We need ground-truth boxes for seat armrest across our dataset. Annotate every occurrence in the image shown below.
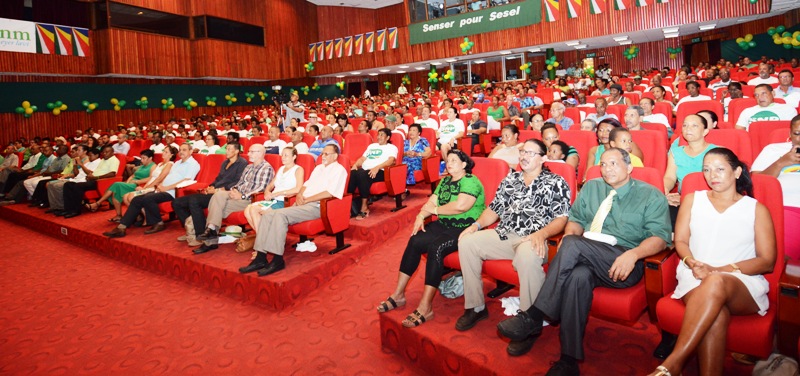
[421,156,441,184]
[383,163,408,196]
[781,259,800,291]
[644,248,677,323]
[321,194,352,235]
[779,259,800,357]
[96,177,122,194]
[177,183,209,196]
[547,232,564,264]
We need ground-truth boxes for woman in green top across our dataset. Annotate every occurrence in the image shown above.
[85,149,155,222]
[376,149,486,328]
[487,95,510,123]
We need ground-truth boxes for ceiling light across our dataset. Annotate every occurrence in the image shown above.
[398,65,409,68]
[414,66,427,70]
[699,24,716,31]
[379,69,390,72]
[662,27,679,33]
[336,75,345,78]
[473,60,485,64]
[431,62,442,65]
[397,70,406,74]
[664,32,679,38]
[613,36,629,42]
[528,48,541,52]
[368,73,378,76]
[737,17,755,23]
[445,58,457,62]
[574,44,587,49]
[565,41,580,46]
[351,71,361,75]
[618,40,632,45]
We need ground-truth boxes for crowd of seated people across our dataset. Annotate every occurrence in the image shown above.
[1,54,799,375]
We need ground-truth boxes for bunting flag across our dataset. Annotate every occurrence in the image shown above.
[567,0,582,18]
[590,0,606,14]
[355,34,364,55]
[325,40,333,59]
[544,0,559,22]
[309,43,317,62]
[335,38,343,58]
[344,36,353,56]
[316,41,324,61]
[54,25,73,55]
[35,23,55,54]
[388,27,398,49]
[71,27,89,57]
[656,0,668,2]
[376,29,386,51]
[635,0,649,6]
[365,31,375,53]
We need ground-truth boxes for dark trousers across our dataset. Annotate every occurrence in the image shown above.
[6,180,28,202]
[172,193,213,231]
[347,168,384,198]
[121,192,173,227]
[63,181,97,214]
[31,179,52,204]
[398,221,462,287]
[532,235,644,360]
[3,171,30,194]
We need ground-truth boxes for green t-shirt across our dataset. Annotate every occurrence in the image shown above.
[433,174,486,229]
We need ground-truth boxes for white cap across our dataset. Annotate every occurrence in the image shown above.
[109,135,118,142]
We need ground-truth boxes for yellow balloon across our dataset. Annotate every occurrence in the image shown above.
[736,37,744,44]
[22,101,30,108]
[783,36,792,44]
[113,105,121,111]
[547,64,553,70]
[744,34,753,42]
[111,98,119,105]
[24,107,33,114]
[161,99,167,104]
[141,96,147,101]
[232,97,237,102]
[88,103,96,110]
[225,95,231,100]
[775,37,783,45]
[168,104,175,109]
[60,104,67,110]
[793,39,800,47]
[52,108,61,115]
[553,62,559,67]
[190,101,197,107]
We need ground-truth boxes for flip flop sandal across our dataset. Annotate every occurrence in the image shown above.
[377,297,405,313]
[85,203,98,212]
[402,309,434,328]
[108,216,122,223]
[355,211,369,221]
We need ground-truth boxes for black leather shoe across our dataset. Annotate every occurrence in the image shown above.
[44,208,57,213]
[545,360,580,376]
[143,223,166,234]
[239,260,268,274]
[498,310,543,341]
[63,212,80,219]
[38,203,49,208]
[455,308,488,331]
[53,210,67,216]
[103,227,126,238]
[652,331,677,359]
[507,332,541,356]
[28,201,40,207]
[196,228,218,241]
[192,243,219,254]
[257,259,285,276]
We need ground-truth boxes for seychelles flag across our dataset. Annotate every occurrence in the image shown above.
[344,36,353,56]
[355,34,364,55]
[545,0,559,22]
[72,27,89,57]
[590,0,606,14]
[335,38,343,58]
[35,23,55,54]
[388,27,398,49]
[613,0,630,10]
[567,0,582,18]
[365,31,375,53]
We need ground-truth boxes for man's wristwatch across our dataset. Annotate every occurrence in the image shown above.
[241,193,248,200]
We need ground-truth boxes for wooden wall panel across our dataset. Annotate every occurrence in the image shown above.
[188,0,265,25]
[316,3,407,41]
[99,29,194,77]
[191,39,269,79]
[112,0,191,15]
[263,0,318,80]
[0,49,96,76]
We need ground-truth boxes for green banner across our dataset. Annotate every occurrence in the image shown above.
[409,0,541,45]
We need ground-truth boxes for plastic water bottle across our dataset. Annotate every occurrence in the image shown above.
[440,160,446,175]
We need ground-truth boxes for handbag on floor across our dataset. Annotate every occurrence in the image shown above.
[235,233,255,253]
[438,271,464,299]
[753,353,799,376]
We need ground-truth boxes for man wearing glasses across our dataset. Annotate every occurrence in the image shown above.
[455,139,572,356]
[239,144,347,276]
[193,144,274,253]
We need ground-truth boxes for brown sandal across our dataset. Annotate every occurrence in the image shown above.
[85,202,99,212]
[402,309,434,328]
[377,296,406,313]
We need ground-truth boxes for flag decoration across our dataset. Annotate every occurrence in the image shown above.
[376,29,386,51]
[613,0,630,10]
[656,0,668,3]
[35,23,55,54]
[325,40,333,59]
[54,26,73,55]
[0,18,89,56]
[590,0,606,14]
[567,0,581,18]
[71,27,89,57]
[335,38,343,58]
[365,31,375,53]
[545,0,559,22]
[344,36,353,56]
[355,34,364,55]
[309,43,316,62]
[316,41,324,61]
[635,0,649,6]
[388,27,398,49]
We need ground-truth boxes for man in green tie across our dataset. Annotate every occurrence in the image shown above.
[496,147,672,376]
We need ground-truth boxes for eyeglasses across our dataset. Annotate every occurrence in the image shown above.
[520,150,545,157]
[320,152,336,157]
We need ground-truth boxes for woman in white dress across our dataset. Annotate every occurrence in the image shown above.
[650,147,776,376]
[243,146,304,231]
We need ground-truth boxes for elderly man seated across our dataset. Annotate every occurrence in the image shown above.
[238,144,347,276]
[546,102,575,130]
[103,143,200,237]
[735,84,798,130]
[308,126,340,161]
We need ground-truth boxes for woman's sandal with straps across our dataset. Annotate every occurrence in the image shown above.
[654,365,672,376]
[377,297,405,313]
[401,309,434,328]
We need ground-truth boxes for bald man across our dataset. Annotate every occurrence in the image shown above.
[546,102,575,130]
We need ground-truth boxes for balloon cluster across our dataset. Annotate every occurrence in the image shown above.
[224,93,237,105]
[519,63,531,74]
[312,83,320,91]
[336,81,345,90]
[134,97,149,110]
[748,0,757,4]
[402,75,411,85]
[82,100,99,114]
[736,34,757,50]
[585,66,595,78]
[205,96,218,106]
[160,98,175,110]
[301,86,310,95]
[427,69,440,86]
[182,98,197,111]
[47,100,68,116]
[459,37,474,54]
[768,26,800,49]
[304,62,314,72]
[383,81,391,90]
[545,56,559,71]
[15,101,37,117]
[244,92,256,102]
[666,47,682,59]
[480,79,490,88]
[442,69,454,81]
[110,98,126,111]
[623,45,639,60]
[257,91,267,101]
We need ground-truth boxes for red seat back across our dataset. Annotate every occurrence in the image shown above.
[604,104,626,121]
[705,129,754,167]
[197,154,225,185]
[471,157,510,204]
[518,130,541,142]
[295,154,315,182]
[420,128,437,150]
[675,100,723,135]
[728,98,758,126]
[544,162,577,204]
[564,107,582,125]
[630,130,668,177]
[247,136,267,152]
[389,133,404,165]
[748,121,790,158]
[265,154,282,172]
[343,134,372,163]
[113,154,127,176]
[558,130,599,183]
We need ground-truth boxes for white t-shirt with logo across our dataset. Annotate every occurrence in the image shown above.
[747,76,779,86]
[675,95,711,112]
[642,114,671,130]
[736,103,798,130]
[751,142,800,207]
[438,118,465,144]
[416,117,439,131]
[263,139,287,155]
[361,143,398,170]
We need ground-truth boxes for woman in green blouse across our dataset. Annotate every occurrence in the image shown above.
[85,149,155,222]
[377,149,486,328]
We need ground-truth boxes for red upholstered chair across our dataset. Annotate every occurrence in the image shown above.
[157,154,213,219]
[748,121,790,158]
[605,104,627,121]
[246,136,267,152]
[518,130,541,143]
[369,133,408,211]
[85,154,127,203]
[558,130,599,183]
[728,98,758,127]
[631,129,668,177]
[302,133,315,147]
[564,107,582,125]
[623,93,640,104]
[640,122,670,142]
[126,140,144,162]
[675,100,723,136]
[287,154,353,255]
[586,166,671,323]
[656,173,785,359]
[705,129,754,167]
[265,154,282,172]
[343,134,371,163]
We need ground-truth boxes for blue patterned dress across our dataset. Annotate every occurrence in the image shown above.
[403,137,430,185]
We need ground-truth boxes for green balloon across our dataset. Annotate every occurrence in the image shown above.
[46,103,55,109]
[776,25,786,33]
[82,100,89,107]
[55,101,62,107]
[118,100,126,106]
[748,41,756,47]
[30,105,37,111]
[768,27,776,36]
[15,107,24,114]
[785,44,792,49]
[24,113,31,118]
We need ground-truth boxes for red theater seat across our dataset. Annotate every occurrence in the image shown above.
[84,154,127,203]
[748,121,790,158]
[369,133,408,212]
[631,129,668,177]
[675,100,723,135]
[558,130,598,183]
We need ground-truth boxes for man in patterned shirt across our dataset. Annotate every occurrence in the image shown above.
[455,139,572,356]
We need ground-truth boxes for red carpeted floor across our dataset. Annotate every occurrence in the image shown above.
[0,197,755,375]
